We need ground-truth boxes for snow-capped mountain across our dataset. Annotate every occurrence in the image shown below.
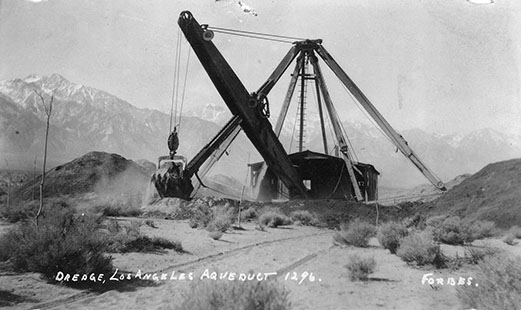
[0,74,254,180]
[184,103,232,125]
[1,74,519,189]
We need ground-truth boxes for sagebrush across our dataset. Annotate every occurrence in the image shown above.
[470,220,496,239]
[289,210,320,226]
[397,230,446,267]
[457,255,521,310]
[427,216,475,245]
[345,254,376,281]
[239,207,258,222]
[0,202,113,281]
[105,220,182,253]
[188,202,235,233]
[206,206,234,233]
[333,219,376,247]
[178,279,291,310]
[258,210,292,228]
[377,221,408,254]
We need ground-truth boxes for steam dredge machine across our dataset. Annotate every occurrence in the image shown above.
[151,11,446,202]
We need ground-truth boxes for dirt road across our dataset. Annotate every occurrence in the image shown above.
[8,219,469,310]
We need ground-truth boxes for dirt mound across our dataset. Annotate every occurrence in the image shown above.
[428,158,521,228]
[13,151,154,201]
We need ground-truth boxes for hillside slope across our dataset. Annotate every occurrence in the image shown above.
[428,158,521,228]
[12,151,154,201]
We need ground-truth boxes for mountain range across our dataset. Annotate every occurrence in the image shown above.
[1,74,520,189]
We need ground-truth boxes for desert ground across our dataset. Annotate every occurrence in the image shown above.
[1,213,520,310]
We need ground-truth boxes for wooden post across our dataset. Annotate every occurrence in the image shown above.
[34,90,53,226]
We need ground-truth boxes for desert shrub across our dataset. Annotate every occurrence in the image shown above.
[503,234,518,246]
[402,213,426,230]
[120,236,182,253]
[258,211,292,228]
[464,246,498,264]
[179,279,291,310]
[470,220,496,239]
[0,197,73,223]
[345,254,376,281]
[239,207,258,222]
[377,221,409,254]
[0,200,39,223]
[428,216,475,245]
[105,220,182,253]
[208,230,223,240]
[333,219,376,248]
[206,206,234,233]
[397,231,446,267]
[187,202,214,229]
[0,204,113,281]
[289,210,320,226]
[457,255,521,310]
[508,225,521,239]
[0,229,21,262]
[425,215,448,228]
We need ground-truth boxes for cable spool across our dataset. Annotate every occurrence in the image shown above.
[202,30,214,41]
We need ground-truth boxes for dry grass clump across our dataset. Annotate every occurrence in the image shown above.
[333,219,376,248]
[396,230,446,268]
[289,210,320,226]
[345,254,376,281]
[0,202,113,282]
[178,279,291,310]
[457,255,521,310]
[258,209,292,228]
[377,221,409,254]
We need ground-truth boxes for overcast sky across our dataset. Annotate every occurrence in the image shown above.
[1,0,520,136]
